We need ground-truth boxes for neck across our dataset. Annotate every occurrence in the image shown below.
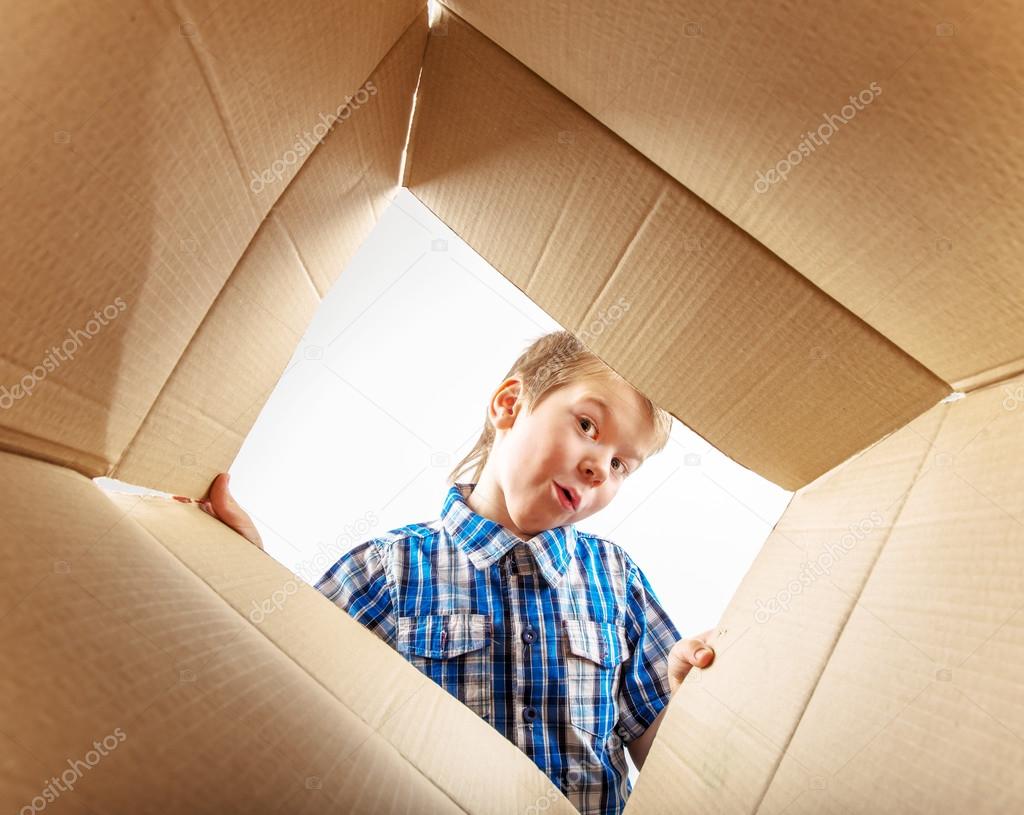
[464,476,532,540]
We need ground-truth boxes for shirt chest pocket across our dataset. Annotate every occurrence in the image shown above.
[562,618,630,739]
[396,612,493,723]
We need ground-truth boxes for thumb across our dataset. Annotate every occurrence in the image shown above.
[667,643,693,680]
[211,472,237,510]
[200,472,236,522]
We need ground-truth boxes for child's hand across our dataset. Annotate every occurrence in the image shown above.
[667,628,716,694]
[183,472,264,551]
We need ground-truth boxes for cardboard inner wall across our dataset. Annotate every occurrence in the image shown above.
[404,7,951,491]
[441,0,1024,393]
[112,10,430,497]
[0,0,425,494]
[2,1,1022,813]
[627,370,1024,814]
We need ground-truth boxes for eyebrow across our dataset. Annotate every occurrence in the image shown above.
[579,395,643,462]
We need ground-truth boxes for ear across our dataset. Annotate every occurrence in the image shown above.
[489,377,523,431]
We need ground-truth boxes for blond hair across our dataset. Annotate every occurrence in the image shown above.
[447,330,673,485]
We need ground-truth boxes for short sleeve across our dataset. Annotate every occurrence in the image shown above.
[313,539,396,646]
[615,560,683,744]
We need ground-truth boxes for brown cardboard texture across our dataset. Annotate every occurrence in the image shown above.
[1,1,1021,814]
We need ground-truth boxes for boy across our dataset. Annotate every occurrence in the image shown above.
[199,330,715,815]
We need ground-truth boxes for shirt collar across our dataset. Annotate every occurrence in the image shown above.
[441,482,577,588]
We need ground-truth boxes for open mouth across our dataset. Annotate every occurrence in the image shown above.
[553,481,577,512]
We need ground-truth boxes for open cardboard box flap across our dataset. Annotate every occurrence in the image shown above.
[1,1,1021,812]
[0,448,577,813]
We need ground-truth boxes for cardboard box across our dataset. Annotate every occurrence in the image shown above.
[1,1,1021,812]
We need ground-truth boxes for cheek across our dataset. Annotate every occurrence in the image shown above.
[502,420,577,482]
[527,423,572,460]
[545,435,580,473]
[499,427,554,480]
[598,481,621,507]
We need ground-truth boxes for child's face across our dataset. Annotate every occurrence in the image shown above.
[486,374,657,536]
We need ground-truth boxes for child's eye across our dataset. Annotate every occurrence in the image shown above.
[578,416,629,475]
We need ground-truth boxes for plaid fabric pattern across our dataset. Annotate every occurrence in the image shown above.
[313,482,682,815]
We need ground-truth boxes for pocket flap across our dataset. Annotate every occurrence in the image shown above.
[562,618,628,668]
[397,613,491,659]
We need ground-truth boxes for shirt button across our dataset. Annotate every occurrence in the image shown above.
[521,626,536,644]
[522,705,537,723]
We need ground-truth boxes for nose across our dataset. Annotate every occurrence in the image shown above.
[582,455,608,485]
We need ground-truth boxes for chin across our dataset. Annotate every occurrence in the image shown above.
[510,500,548,537]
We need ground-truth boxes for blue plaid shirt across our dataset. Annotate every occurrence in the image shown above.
[314,482,682,815]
